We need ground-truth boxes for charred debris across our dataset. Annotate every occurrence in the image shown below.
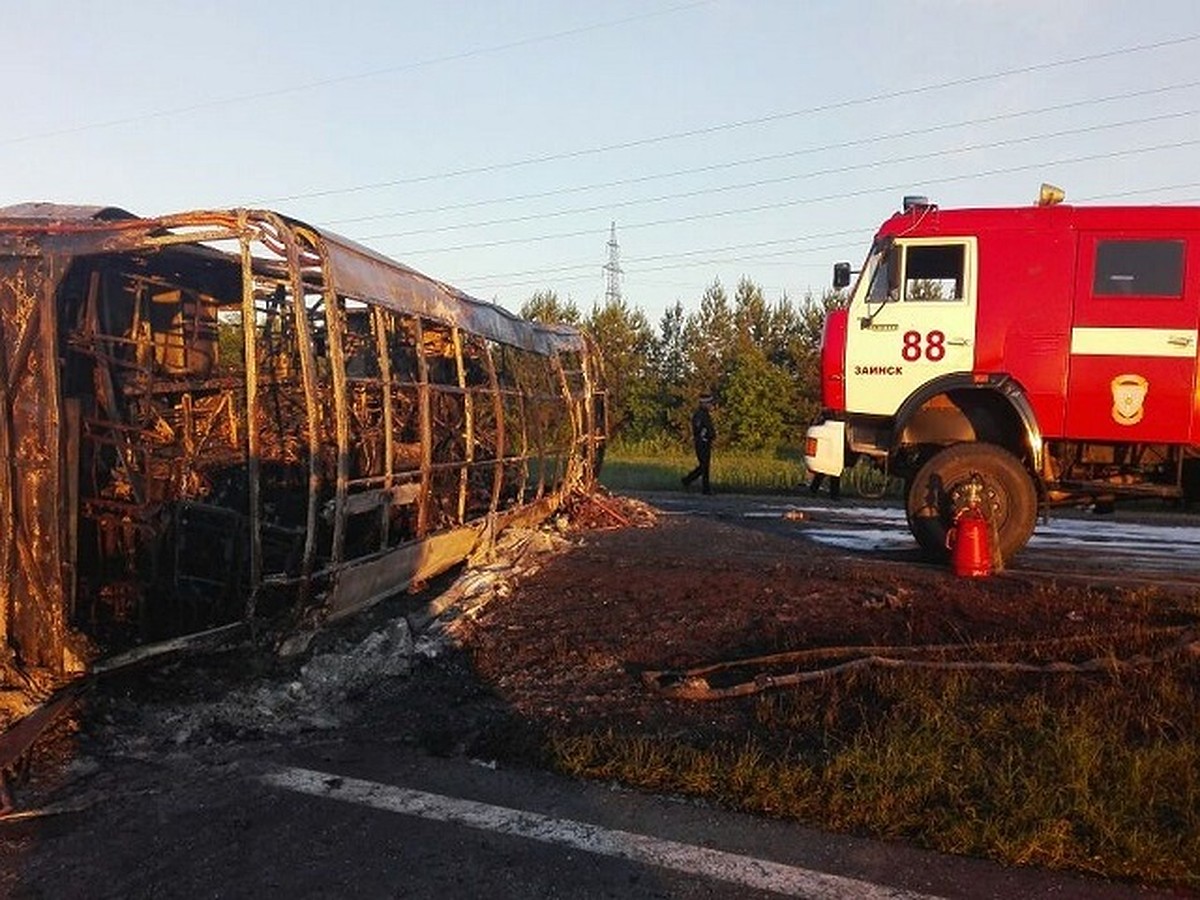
[0,204,607,718]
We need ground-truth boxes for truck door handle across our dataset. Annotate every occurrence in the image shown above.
[1168,335,1194,347]
[946,338,972,347]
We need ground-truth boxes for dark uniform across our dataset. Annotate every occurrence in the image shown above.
[808,471,840,500]
[681,395,715,494]
[809,449,856,500]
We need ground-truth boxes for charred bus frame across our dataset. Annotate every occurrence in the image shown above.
[0,204,606,696]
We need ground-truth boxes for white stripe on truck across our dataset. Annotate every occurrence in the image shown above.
[1070,327,1198,358]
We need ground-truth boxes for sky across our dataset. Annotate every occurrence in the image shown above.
[4,0,1200,326]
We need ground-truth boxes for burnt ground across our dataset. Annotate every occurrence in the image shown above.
[10,489,1196,783]
[2,488,1198,897]
[396,491,1196,760]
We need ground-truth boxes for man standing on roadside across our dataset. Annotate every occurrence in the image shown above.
[681,393,716,495]
[808,470,841,501]
[808,450,856,501]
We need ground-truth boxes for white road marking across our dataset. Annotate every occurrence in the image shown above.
[261,765,943,899]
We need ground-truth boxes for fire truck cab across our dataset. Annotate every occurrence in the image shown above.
[805,187,1200,562]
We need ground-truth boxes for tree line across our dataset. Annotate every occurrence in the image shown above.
[520,278,844,452]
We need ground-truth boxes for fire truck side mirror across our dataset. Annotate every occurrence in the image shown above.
[832,262,852,289]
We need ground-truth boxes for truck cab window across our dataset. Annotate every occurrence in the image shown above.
[1092,239,1184,297]
[904,243,965,301]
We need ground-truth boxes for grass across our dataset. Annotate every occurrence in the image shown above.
[546,654,1200,887]
[600,449,808,493]
[599,444,901,497]
[560,447,1200,887]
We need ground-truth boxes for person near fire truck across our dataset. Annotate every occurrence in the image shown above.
[808,448,857,501]
[808,470,841,501]
[682,393,716,494]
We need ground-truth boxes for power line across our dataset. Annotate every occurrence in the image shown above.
[264,32,1200,204]
[470,179,1200,296]
[1080,181,1200,202]
[1,1,713,148]
[353,109,1200,240]
[321,79,1200,227]
[453,230,878,294]
[462,179,1200,294]
[367,137,1200,256]
[473,241,865,293]
[467,228,874,283]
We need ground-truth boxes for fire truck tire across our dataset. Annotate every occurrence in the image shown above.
[905,442,1037,563]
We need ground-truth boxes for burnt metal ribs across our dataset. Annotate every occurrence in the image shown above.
[0,204,607,707]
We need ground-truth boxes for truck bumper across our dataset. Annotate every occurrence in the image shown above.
[804,420,846,476]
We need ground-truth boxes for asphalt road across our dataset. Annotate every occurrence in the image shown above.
[639,490,1200,589]
[0,737,1176,899]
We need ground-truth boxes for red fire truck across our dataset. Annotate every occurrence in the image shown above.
[804,185,1200,562]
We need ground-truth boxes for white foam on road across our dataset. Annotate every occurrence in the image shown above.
[806,529,913,553]
[765,502,1200,563]
[261,765,943,899]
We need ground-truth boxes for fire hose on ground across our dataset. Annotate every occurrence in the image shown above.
[641,626,1199,701]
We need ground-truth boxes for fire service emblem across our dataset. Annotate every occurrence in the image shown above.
[1110,374,1148,425]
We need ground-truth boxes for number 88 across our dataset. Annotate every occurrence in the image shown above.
[901,330,946,362]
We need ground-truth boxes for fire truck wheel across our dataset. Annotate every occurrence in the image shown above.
[905,442,1037,563]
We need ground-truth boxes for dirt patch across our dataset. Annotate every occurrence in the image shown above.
[5,491,1193,807]
[431,492,1191,756]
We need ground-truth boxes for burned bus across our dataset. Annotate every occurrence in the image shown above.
[0,204,606,699]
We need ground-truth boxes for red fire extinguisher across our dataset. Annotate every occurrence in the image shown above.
[946,505,993,578]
